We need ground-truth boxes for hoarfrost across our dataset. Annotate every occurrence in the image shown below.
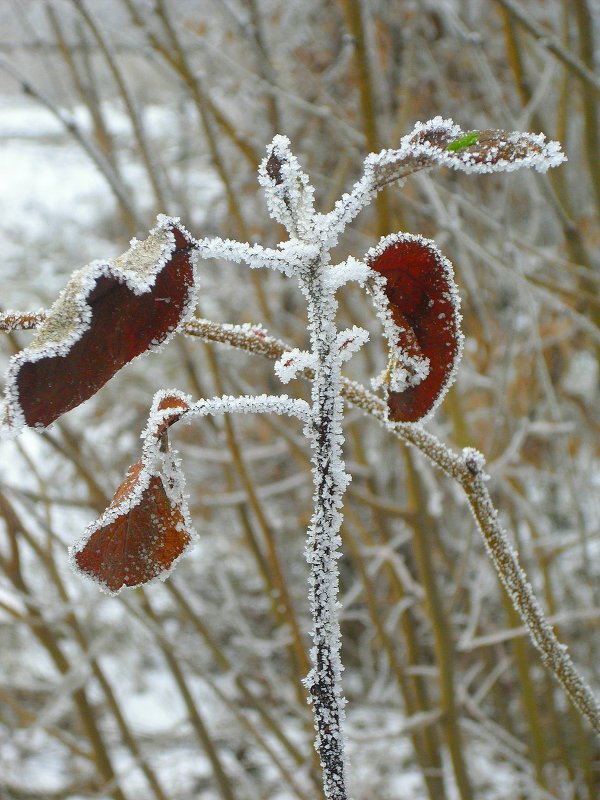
[335,327,370,362]
[258,134,316,241]
[323,257,371,291]
[5,120,571,796]
[321,117,566,248]
[196,235,305,276]
[274,349,317,383]
[139,390,311,490]
[1,216,198,438]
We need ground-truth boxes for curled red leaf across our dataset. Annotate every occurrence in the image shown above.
[70,458,195,595]
[152,393,192,440]
[367,234,463,423]
[1,217,197,435]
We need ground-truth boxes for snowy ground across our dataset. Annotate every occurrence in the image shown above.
[0,94,221,306]
[0,94,231,798]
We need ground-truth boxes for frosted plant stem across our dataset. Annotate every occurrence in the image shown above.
[177,318,600,736]
[5,310,600,735]
[303,266,350,800]
[459,451,600,735]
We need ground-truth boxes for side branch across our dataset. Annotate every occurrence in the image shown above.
[0,310,48,331]
[4,311,600,733]
[184,319,600,735]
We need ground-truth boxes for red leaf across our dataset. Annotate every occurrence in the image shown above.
[2,218,196,434]
[70,460,194,595]
[153,393,191,439]
[367,234,462,423]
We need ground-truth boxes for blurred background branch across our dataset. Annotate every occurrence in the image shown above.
[1,1,599,797]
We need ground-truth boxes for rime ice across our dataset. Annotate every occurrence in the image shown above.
[365,233,463,424]
[0,216,198,437]
[4,120,569,800]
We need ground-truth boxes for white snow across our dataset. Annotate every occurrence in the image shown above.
[0,101,574,799]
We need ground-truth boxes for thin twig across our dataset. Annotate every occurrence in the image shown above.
[0,56,141,232]
[493,0,600,98]
[5,310,598,732]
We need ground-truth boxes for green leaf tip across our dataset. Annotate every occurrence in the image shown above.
[446,131,481,152]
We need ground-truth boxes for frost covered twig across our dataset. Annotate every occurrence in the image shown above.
[174,321,600,736]
[320,117,565,247]
[0,310,47,332]
[3,119,590,798]
[344,394,600,736]
[4,305,599,735]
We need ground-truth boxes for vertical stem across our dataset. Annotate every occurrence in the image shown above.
[303,265,350,800]
[500,593,548,786]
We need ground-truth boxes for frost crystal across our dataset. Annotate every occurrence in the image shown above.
[7,122,567,798]
[1,216,198,437]
[335,327,369,362]
[258,135,316,241]
[366,232,463,424]
[274,349,317,383]
[324,257,371,291]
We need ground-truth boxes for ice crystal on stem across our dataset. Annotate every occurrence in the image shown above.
[321,116,567,248]
[300,269,352,799]
[258,134,316,241]
[2,118,579,798]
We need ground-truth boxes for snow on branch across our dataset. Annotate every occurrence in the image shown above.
[0,309,47,331]
[274,348,317,383]
[143,389,311,453]
[258,134,316,241]
[322,116,566,245]
[195,235,315,276]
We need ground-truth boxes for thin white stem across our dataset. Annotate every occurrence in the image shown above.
[302,262,351,800]
[141,391,310,461]
[194,235,317,276]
